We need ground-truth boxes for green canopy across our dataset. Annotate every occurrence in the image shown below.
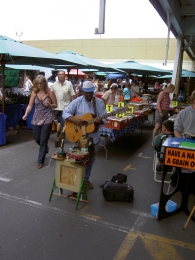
[110,60,172,76]
[5,64,54,71]
[0,35,84,112]
[157,69,195,79]
[56,50,122,72]
[94,72,109,76]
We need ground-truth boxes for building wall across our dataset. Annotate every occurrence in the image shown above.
[23,38,192,69]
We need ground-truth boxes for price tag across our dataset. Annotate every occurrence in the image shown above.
[127,106,134,113]
[116,112,125,118]
[118,101,124,107]
[106,104,113,112]
[172,101,178,107]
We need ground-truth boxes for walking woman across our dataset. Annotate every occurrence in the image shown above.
[152,83,175,142]
[23,75,57,169]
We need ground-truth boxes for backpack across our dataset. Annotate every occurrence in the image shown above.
[101,173,134,202]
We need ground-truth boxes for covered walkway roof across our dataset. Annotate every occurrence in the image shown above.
[149,0,195,60]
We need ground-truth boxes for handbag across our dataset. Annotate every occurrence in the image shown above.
[51,120,57,132]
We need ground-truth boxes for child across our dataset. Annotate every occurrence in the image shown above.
[153,120,174,171]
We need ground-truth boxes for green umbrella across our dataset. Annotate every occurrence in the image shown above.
[5,64,55,71]
[0,36,83,112]
[180,69,195,78]
[157,70,195,79]
[94,72,109,76]
[110,60,172,76]
[56,50,121,72]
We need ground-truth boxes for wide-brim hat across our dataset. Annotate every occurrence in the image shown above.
[82,81,95,92]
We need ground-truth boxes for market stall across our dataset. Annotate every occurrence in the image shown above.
[100,116,147,142]
[0,103,23,128]
[0,113,6,145]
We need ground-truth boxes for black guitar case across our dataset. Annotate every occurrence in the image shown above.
[102,181,134,202]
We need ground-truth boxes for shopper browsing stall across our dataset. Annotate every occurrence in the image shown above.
[152,83,175,141]
[101,83,118,105]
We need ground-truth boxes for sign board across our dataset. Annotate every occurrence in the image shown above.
[116,112,125,118]
[118,101,124,107]
[106,104,113,112]
[164,147,195,170]
[172,101,178,107]
[127,106,134,113]
[55,160,85,192]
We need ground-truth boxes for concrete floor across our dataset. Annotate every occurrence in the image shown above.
[0,113,195,260]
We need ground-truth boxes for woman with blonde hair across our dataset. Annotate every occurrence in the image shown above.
[152,83,175,141]
[23,75,57,169]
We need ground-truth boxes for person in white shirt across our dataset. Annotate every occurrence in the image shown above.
[23,75,33,95]
[51,70,75,127]
[131,80,140,98]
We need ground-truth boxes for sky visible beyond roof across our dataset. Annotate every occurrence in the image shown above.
[0,0,174,41]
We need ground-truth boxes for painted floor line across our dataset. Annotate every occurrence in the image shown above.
[0,177,13,182]
[0,191,130,233]
[131,214,147,231]
[138,153,152,159]
[0,191,195,254]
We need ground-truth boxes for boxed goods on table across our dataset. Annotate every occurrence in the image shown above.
[133,110,144,117]
[104,116,129,130]
[150,200,177,217]
[142,108,150,116]
[128,102,143,110]
[124,114,135,123]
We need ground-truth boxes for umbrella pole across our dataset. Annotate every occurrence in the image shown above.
[1,60,5,113]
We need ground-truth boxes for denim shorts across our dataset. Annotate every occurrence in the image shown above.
[155,110,169,124]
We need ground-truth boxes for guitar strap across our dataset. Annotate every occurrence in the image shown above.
[92,97,97,117]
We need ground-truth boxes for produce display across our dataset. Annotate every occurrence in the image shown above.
[0,90,30,105]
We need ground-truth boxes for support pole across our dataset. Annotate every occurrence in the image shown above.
[171,36,183,96]
[164,10,172,66]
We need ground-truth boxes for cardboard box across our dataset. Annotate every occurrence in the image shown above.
[104,116,129,130]
[150,200,177,218]
[128,102,143,110]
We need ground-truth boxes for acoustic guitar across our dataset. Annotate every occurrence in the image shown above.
[65,106,130,142]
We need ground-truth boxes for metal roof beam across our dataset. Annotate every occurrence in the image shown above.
[183,17,195,34]
[149,0,178,37]
[181,6,195,15]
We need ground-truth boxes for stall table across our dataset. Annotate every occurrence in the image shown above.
[23,104,35,129]
[0,103,23,128]
[0,113,7,145]
[100,116,147,142]
[157,137,195,221]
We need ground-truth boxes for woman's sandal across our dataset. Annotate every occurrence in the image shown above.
[38,164,43,169]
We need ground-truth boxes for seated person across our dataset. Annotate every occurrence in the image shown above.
[174,89,195,175]
[101,83,118,105]
[153,120,174,171]
[154,120,174,152]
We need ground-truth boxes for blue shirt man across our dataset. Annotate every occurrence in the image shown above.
[63,81,106,189]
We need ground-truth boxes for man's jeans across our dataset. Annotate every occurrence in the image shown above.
[84,142,99,181]
[53,110,64,128]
